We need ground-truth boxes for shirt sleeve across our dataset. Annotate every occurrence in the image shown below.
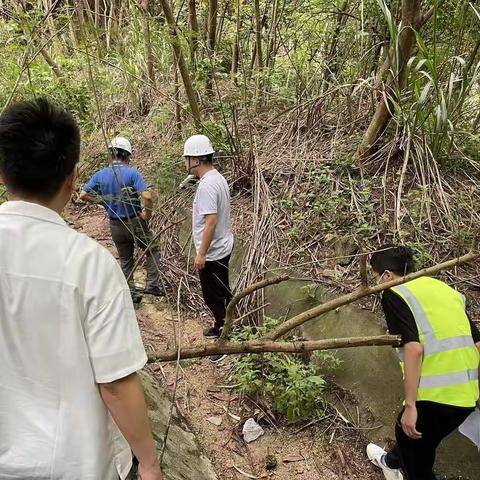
[83,259,147,383]
[83,172,101,194]
[197,183,218,216]
[381,289,420,345]
[132,171,148,193]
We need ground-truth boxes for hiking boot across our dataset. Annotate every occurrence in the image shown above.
[143,286,165,297]
[203,326,221,338]
[367,444,404,480]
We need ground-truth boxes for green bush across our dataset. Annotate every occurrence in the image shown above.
[232,317,339,422]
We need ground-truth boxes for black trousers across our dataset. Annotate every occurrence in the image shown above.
[110,216,161,293]
[385,401,473,480]
[198,253,232,331]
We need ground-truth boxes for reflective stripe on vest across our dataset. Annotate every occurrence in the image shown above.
[394,284,476,359]
[392,278,479,407]
[419,368,478,389]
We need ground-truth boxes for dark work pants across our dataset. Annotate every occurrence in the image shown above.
[385,401,473,480]
[198,253,232,331]
[110,217,161,293]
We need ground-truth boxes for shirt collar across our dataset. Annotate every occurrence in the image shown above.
[0,200,66,226]
[199,169,217,182]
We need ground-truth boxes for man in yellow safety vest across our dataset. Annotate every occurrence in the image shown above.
[367,246,480,480]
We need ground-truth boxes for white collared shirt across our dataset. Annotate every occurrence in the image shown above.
[0,201,147,480]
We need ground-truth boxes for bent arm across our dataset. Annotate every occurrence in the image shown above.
[99,373,162,478]
[141,190,153,221]
[80,190,100,204]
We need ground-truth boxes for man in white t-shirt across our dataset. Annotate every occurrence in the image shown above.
[184,135,234,343]
[0,99,163,480]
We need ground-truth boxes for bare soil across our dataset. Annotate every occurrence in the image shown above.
[69,204,383,480]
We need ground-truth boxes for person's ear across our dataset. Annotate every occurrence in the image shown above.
[383,270,394,282]
[66,164,79,192]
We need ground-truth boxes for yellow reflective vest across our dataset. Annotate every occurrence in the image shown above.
[391,276,479,408]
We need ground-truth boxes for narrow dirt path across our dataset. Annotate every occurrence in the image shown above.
[68,204,383,480]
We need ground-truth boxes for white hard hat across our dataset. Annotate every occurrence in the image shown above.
[183,135,215,157]
[109,136,132,155]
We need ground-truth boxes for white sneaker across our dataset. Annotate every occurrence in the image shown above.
[366,444,404,480]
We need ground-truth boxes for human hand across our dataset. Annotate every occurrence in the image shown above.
[401,405,422,439]
[138,459,163,480]
[140,211,151,222]
[194,253,206,271]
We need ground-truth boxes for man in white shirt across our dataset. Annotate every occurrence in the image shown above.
[183,135,234,343]
[0,98,163,480]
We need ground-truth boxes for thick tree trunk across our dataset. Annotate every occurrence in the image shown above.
[173,51,182,132]
[321,0,349,93]
[159,0,202,128]
[188,0,199,66]
[357,0,422,158]
[94,0,100,28]
[42,0,58,47]
[254,0,263,105]
[254,0,263,71]
[205,0,218,95]
[139,0,156,85]
[265,0,279,70]
[231,0,242,83]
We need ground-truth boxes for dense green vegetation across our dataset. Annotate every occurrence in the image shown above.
[1,0,479,301]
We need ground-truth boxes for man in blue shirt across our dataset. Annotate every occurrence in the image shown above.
[81,136,163,303]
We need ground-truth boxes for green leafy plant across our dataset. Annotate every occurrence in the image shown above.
[232,317,338,422]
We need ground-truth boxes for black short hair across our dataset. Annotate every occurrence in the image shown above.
[109,148,131,161]
[199,153,214,164]
[0,98,80,199]
[370,245,416,276]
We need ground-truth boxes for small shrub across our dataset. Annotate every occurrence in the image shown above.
[231,317,339,422]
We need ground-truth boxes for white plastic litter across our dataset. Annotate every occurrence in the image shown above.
[242,418,265,443]
[459,407,480,450]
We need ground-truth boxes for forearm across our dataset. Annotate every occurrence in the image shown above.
[80,191,100,204]
[403,342,423,406]
[99,373,158,468]
[143,196,153,217]
[199,221,216,256]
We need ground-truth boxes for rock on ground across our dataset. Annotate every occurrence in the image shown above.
[140,371,218,480]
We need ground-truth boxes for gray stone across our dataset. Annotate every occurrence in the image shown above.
[139,371,218,480]
[242,418,264,443]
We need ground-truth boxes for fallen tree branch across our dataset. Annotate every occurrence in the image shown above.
[265,251,479,340]
[220,275,290,339]
[147,335,400,362]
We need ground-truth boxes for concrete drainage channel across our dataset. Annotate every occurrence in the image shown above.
[175,226,478,479]
[264,279,479,480]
